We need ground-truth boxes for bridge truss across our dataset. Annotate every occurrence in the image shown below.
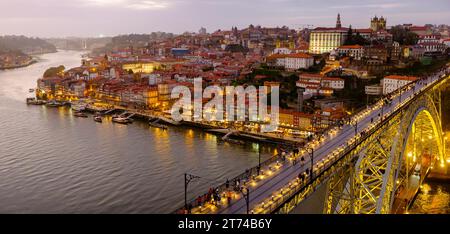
[274,76,448,214]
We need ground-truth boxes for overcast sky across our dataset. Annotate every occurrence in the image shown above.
[0,0,449,38]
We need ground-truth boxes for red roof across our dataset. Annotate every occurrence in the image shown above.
[285,53,313,59]
[299,73,323,79]
[255,75,268,79]
[355,28,373,33]
[322,77,344,81]
[313,27,349,32]
[338,45,363,49]
[410,26,428,31]
[268,53,313,59]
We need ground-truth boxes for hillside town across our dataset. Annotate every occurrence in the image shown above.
[2,0,450,218]
[34,14,450,138]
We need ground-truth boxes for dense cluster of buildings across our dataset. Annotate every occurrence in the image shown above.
[35,14,450,133]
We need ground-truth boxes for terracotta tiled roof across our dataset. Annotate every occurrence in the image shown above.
[410,26,428,31]
[322,77,344,81]
[338,45,363,49]
[285,53,313,59]
[355,28,373,33]
[313,27,348,32]
[299,73,323,79]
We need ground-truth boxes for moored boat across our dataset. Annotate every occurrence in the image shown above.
[94,116,102,123]
[35,100,46,105]
[26,97,46,105]
[74,111,88,118]
[112,117,132,124]
[26,98,37,105]
[223,138,245,145]
[71,100,88,111]
[72,104,87,112]
[149,121,168,130]
[46,100,63,107]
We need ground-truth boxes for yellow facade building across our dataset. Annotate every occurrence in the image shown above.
[309,14,348,54]
[144,88,159,108]
[122,62,160,74]
[309,28,348,54]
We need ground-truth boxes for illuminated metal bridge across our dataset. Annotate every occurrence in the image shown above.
[273,69,450,214]
[178,66,450,215]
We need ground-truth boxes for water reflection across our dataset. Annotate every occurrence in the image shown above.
[410,180,450,214]
[0,51,277,213]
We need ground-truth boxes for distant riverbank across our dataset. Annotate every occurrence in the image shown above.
[0,49,61,70]
[26,48,58,56]
[0,58,37,70]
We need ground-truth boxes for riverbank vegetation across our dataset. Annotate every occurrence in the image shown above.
[0,35,56,55]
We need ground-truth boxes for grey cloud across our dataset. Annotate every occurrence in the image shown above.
[0,0,448,37]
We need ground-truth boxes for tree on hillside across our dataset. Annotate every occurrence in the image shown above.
[43,65,65,78]
[390,26,419,45]
[345,26,354,45]
[0,35,56,53]
[344,26,370,45]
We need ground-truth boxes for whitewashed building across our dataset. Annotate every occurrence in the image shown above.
[381,75,418,95]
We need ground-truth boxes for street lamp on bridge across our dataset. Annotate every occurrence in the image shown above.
[305,147,314,181]
[184,173,201,212]
[240,186,250,214]
[397,80,403,103]
[350,119,358,136]
[257,143,262,175]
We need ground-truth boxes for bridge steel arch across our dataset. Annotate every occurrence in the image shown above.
[347,94,444,214]
[273,76,448,214]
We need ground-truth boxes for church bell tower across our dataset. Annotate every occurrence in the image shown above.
[336,13,342,28]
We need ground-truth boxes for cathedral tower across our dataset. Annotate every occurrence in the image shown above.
[336,13,342,28]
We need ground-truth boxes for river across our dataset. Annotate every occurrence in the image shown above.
[409,179,450,214]
[0,50,275,213]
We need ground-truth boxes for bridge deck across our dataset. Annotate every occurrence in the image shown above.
[185,68,449,214]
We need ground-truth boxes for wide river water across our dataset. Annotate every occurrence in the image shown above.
[0,50,275,213]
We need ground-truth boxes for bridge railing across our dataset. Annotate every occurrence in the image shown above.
[260,68,450,214]
[173,118,359,213]
[173,91,391,214]
[173,151,287,214]
[174,67,450,214]
[257,106,404,213]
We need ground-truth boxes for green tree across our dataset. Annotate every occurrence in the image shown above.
[344,26,354,45]
[345,26,369,45]
[353,32,370,45]
[404,32,419,45]
[390,25,419,45]
[43,65,65,77]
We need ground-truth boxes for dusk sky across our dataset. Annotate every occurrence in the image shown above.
[1,0,449,38]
